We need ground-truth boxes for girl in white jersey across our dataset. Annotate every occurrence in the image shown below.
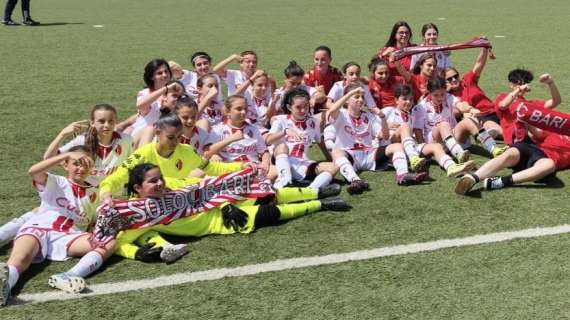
[329,84,426,194]
[0,146,116,306]
[232,70,275,135]
[0,104,135,249]
[195,73,223,131]
[214,50,276,97]
[266,88,339,190]
[384,84,476,178]
[413,77,507,163]
[326,62,378,110]
[409,23,452,74]
[205,95,271,176]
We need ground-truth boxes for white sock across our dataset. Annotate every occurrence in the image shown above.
[309,172,333,190]
[334,156,360,182]
[7,265,19,290]
[444,135,464,157]
[0,211,35,244]
[438,154,455,171]
[476,128,497,153]
[392,151,409,175]
[402,137,419,158]
[274,154,292,187]
[67,251,103,278]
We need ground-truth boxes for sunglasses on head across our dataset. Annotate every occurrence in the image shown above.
[446,74,459,82]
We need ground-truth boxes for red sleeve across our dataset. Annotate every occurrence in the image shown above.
[462,70,478,86]
[494,93,508,114]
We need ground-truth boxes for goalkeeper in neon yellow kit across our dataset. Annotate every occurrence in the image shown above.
[99,114,348,263]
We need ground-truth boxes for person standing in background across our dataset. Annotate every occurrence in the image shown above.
[2,0,39,26]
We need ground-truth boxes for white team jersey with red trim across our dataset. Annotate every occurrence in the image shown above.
[199,97,224,126]
[269,114,321,160]
[179,126,210,154]
[244,90,272,130]
[22,173,98,232]
[59,132,134,187]
[182,71,223,101]
[413,93,458,138]
[131,88,161,136]
[331,109,380,150]
[208,120,267,162]
[327,81,377,108]
[382,106,414,137]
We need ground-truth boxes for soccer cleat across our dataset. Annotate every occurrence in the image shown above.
[491,145,509,158]
[160,244,189,264]
[1,19,18,26]
[395,172,428,186]
[446,160,475,178]
[48,273,86,294]
[346,180,370,195]
[22,18,40,26]
[317,183,341,199]
[409,155,427,172]
[484,176,505,191]
[319,198,352,211]
[455,174,477,195]
[456,150,471,163]
[0,263,10,306]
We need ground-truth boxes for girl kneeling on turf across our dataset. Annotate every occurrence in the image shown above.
[0,146,115,306]
[266,88,338,189]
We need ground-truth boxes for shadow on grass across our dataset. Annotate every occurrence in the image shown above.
[10,260,52,296]
[29,22,85,27]
[511,176,565,189]
[468,145,493,158]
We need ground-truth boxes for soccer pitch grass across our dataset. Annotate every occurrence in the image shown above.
[1,0,570,318]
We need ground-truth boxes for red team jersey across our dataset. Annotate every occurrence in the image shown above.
[533,132,570,170]
[304,66,343,94]
[494,93,545,145]
[368,76,405,108]
[451,71,495,115]
[409,74,429,103]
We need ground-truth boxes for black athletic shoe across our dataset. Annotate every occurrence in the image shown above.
[2,19,18,26]
[317,183,341,199]
[346,180,370,195]
[319,198,352,211]
[22,18,40,26]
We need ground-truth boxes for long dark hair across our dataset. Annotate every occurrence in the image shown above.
[143,59,172,89]
[384,21,413,48]
[85,104,117,160]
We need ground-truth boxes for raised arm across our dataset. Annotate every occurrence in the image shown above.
[43,120,89,159]
[497,85,528,111]
[213,53,240,77]
[326,87,364,120]
[197,86,219,117]
[233,69,265,95]
[539,74,561,109]
[136,82,182,115]
[472,47,490,77]
[30,152,93,186]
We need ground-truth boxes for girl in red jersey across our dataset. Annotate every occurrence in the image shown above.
[494,69,561,145]
[445,47,502,137]
[304,45,343,94]
[393,52,438,102]
[409,23,452,74]
[375,21,415,76]
[456,126,570,194]
[0,146,116,306]
[367,57,405,108]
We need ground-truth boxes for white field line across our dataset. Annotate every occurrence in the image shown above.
[14,224,570,306]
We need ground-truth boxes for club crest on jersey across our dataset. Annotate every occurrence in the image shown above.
[175,159,183,170]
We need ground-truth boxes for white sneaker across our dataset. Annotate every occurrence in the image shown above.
[455,174,477,195]
[48,273,86,294]
[160,244,188,264]
[0,263,10,306]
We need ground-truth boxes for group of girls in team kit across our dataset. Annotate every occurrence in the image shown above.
[1,20,569,306]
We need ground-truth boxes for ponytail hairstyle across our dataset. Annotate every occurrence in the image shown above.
[427,76,447,93]
[224,94,247,113]
[143,58,172,89]
[284,60,305,79]
[175,95,198,113]
[281,88,310,114]
[412,53,437,75]
[190,51,212,66]
[126,163,160,197]
[155,113,183,130]
[85,103,117,160]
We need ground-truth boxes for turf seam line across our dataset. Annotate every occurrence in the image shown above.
[13,224,570,306]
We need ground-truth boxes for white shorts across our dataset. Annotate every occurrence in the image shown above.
[346,148,378,171]
[290,157,316,180]
[16,227,87,263]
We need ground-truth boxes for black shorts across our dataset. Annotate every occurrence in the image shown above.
[510,142,547,172]
[479,112,500,125]
[375,145,390,170]
[304,161,319,180]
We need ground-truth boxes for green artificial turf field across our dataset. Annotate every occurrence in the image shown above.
[1,0,570,318]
